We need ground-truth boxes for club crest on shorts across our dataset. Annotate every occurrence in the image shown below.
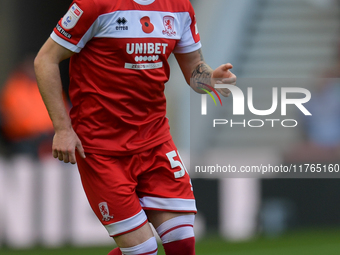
[162,16,176,36]
[99,202,114,222]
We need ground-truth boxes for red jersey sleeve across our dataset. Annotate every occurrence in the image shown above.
[173,1,201,54]
[51,0,99,53]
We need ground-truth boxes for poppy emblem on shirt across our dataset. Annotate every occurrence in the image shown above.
[162,16,176,36]
[140,16,154,33]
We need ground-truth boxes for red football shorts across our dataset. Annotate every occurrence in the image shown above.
[75,139,196,237]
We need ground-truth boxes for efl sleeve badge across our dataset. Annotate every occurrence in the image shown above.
[61,3,84,30]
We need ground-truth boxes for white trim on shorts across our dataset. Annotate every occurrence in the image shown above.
[104,210,147,236]
[139,197,197,212]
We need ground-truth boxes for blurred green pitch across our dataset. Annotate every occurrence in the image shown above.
[1,229,340,255]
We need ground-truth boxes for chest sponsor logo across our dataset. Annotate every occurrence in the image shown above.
[126,43,168,55]
[162,16,176,37]
[125,42,168,70]
[116,17,128,31]
[61,3,83,30]
[125,62,163,70]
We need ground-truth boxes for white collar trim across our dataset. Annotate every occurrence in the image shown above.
[133,0,156,5]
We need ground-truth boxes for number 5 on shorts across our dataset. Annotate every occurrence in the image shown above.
[166,150,188,179]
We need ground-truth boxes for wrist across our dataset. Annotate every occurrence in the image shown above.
[53,119,73,133]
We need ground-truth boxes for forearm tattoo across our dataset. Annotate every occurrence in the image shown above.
[191,49,214,91]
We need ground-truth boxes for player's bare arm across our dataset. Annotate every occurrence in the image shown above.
[34,38,85,164]
[175,48,236,97]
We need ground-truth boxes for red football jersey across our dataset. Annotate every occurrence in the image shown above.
[51,0,201,156]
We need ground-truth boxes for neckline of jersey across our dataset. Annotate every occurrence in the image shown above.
[133,0,156,5]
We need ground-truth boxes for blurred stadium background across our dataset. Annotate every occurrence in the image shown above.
[1,0,340,254]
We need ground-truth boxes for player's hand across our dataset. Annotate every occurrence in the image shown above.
[52,127,86,164]
[212,63,237,97]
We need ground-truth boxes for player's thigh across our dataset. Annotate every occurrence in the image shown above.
[76,153,148,238]
[113,221,154,248]
[137,140,196,214]
[145,210,195,229]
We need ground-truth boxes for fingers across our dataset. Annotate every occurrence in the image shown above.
[219,77,236,85]
[222,63,233,70]
[53,149,58,159]
[52,141,85,164]
[53,148,75,164]
[216,88,231,97]
[76,142,86,159]
[212,63,236,98]
[215,76,236,98]
[214,77,236,87]
[52,130,86,164]
[62,150,70,163]
[212,63,235,79]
